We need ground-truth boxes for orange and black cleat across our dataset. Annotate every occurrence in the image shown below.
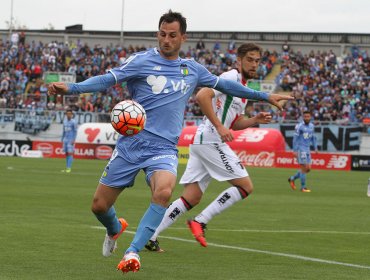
[117,252,141,273]
[288,177,296,190]
[187,220,207,247]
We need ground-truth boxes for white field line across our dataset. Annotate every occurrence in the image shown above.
[164,227,370,235]
[91,226,370,270]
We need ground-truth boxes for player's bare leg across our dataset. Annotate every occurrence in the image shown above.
[91,183,127,257]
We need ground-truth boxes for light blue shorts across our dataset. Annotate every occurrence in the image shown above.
[297,150,311,165]
[63,141,74,154]
[100,131,178,188]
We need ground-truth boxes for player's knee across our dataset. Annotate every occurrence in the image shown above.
[91,197,109,214]
[152,187,173,206]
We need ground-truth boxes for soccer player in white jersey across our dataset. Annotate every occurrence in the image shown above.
[288,111,317,192]
[146,43,274,250]
[61,109,77,173]
[48,11,293,274]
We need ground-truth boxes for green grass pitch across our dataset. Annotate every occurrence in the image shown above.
[1,157,370,279]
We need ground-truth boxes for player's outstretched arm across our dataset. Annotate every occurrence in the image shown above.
[215,78,294,110]
[267,92,294,111]
[232,112,272,131]
[47,73,116,96]
[196,88,234,142]
[48,82,68,95]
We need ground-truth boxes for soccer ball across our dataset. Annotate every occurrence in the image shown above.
[110,100,146,136]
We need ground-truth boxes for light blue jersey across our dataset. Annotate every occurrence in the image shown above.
[293,121,317,152]
[293,121,317,165]
[66,47,270,187]
[62,118,77,153]
[109,48,218,144]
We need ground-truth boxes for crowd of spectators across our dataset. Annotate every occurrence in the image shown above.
[1,31,369,126]
[0,32,275,118]
[272,45,370,124]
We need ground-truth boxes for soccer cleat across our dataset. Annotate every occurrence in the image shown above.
[65,168,71,173]
[102,218,128,257]
[288,177,296,190]
[117,252,141,273]
[187,220,207,247]
[145,239,164,252]
[301,188,311,193]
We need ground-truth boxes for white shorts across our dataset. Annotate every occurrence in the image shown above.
[179,143,248,193]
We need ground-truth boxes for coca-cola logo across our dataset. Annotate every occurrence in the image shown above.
[35,143,54,157]
[95,145,113,160]
[237,151,275,167]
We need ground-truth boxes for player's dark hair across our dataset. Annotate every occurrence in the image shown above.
[66,109,73,113]
[303,110,311,115]
[237,43,262,58]
[159,10,187,34]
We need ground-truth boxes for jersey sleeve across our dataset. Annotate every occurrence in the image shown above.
[109,53,145,84]
[195,62,219,88]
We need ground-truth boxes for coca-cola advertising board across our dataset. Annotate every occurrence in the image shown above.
[234,150,275,167]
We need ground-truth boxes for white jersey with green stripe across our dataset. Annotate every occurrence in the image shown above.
[193,69,248,144]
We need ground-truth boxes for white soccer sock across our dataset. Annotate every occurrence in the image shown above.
[195,186,246,225]
[150,198,188,240]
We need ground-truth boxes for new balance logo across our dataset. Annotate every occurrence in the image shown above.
[153,66,161,71]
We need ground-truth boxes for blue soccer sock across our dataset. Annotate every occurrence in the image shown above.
[291,171,300,181]
[300,172,307,189]
[66,155,73,169]
[125,203,166,254]
[94,206,122,236]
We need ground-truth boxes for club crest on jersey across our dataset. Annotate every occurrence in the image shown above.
[180,64,189,76]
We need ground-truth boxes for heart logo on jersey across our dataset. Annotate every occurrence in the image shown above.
[85,128,100,142]
[147,75,167,94]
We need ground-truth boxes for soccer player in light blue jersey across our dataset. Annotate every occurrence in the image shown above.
[48,10,293,274]
[61,109,77,173]
[288,111,318,192]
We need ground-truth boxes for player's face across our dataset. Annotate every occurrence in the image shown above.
[303,113,311,124]
[157,21,186,60]
[66,111,73,120]
[238,50,261,80]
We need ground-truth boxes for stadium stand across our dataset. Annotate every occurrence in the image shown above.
[0,30,368,129]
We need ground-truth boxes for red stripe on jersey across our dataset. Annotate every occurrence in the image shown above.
[241,77,247,103]
[229,114,240,129]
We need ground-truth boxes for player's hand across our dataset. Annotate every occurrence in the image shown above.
[216,125,234,142]
[267,93,294,110]
[255,112,272,124]
[47,82,68,95]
